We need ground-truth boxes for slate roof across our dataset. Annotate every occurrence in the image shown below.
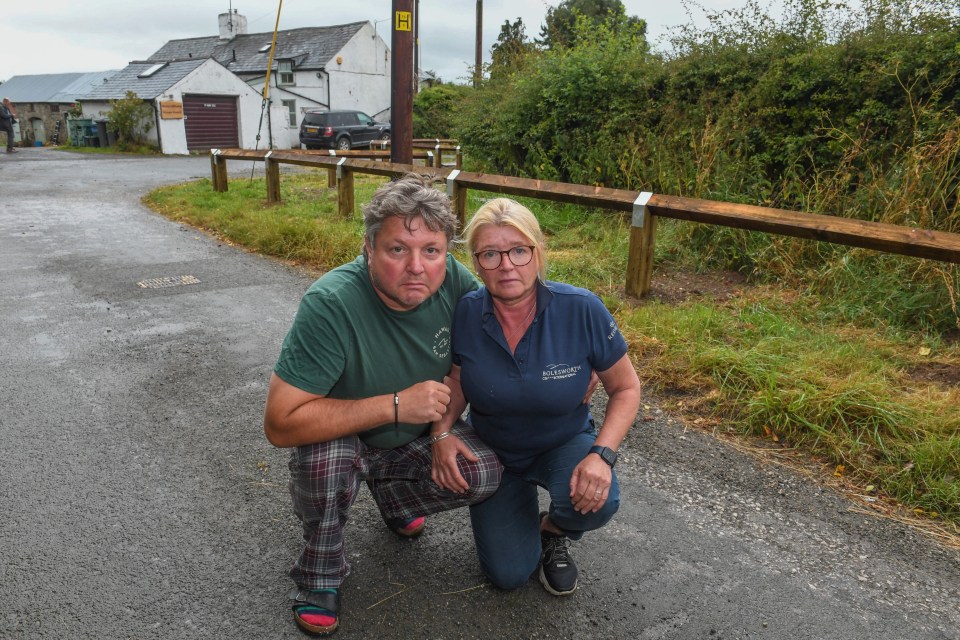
[146,22,368,75]
[79,59,207,101]
[0,71,118,103]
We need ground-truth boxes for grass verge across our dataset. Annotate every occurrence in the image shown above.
[143,170,960,535]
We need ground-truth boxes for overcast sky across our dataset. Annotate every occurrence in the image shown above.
[1,1,785,85]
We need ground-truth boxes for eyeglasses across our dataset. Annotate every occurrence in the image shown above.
[473,245,536,270]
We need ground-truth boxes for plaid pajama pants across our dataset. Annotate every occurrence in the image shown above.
[287,418,502,590]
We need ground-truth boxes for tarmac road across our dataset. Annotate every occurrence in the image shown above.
[1,148,958,640]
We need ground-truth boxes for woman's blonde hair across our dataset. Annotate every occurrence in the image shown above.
[463,198,547,282]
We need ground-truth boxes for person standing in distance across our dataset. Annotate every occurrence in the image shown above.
[0,98,18,153]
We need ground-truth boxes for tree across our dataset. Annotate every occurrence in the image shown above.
[105,91,154,149]
[539,0,645,49]
[490,18,536,78]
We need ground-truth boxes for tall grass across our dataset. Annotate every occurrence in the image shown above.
[620,296,960,521]
[144,171,384,271]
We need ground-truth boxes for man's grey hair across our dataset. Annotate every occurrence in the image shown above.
[362,174,457,252]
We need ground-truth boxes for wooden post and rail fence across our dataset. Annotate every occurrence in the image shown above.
[209,148,960,298]
[371,138,463,168]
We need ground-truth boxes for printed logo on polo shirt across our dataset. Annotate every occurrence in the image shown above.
[607,320,620,341]
[543,363,582,381]
[432,326,451,358]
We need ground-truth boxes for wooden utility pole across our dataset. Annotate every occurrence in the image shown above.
[474,0,483,87]
[391,0,414,164]
[414,0,420,93]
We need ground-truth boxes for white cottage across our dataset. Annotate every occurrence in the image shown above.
[146,11,392,149]
[78,58,273,154]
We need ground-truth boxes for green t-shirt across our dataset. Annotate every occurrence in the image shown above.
[274,254,478,449]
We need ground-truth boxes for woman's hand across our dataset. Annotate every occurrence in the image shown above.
[569,454,612,514]
[430,434,478,494]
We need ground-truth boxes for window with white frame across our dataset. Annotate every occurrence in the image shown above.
[281,100,296,126]
[278,60,295,86]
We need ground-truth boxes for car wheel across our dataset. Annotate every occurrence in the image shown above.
[379,132,391,141]
[336,137,351,151]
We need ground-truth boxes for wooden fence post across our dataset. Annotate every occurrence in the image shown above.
[455,146,462,170]
[210,150,228,192]
[337,158,354,218]
[625,192,655,297]
[447,170,466,228]
[265,152,281,204]
[434,144,442,168]
[209,150,219,189]
[327,150,337,188]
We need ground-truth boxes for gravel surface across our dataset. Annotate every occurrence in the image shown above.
[1,148,957,640]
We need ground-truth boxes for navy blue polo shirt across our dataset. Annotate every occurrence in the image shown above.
[451,281,628,472]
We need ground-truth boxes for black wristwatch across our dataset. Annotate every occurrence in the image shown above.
[589,445,618,468]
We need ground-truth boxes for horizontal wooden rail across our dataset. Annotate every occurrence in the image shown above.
[209,150,960,297]
[216,148,433,162]
[212,148,436,191]
[648,195,960,264]
[372,141,461,151]
[370,140,463,168]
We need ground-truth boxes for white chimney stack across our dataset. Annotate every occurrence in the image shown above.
[218,10,248,41]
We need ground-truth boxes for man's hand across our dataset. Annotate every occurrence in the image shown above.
[430,433,478,493]
[399,380,452,423]
[569,454,612,514]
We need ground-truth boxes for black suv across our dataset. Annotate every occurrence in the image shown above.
[299,110,390,150]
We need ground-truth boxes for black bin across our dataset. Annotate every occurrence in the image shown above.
[95,119,110,147]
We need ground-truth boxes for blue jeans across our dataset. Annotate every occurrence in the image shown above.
[469,429,620,589]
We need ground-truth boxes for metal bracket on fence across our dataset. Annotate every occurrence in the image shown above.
[336,157,346,180]
[427,151,434,164]
[264,150,273,160]
[328,149,336,156]
[446,170,461,197]
[632,191,653,228]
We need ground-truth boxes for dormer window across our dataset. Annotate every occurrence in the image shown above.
[278,60,295,86]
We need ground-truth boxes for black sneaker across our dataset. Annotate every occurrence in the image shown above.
[538,516,578,596]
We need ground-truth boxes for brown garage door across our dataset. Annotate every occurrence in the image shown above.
[183,95,239,150]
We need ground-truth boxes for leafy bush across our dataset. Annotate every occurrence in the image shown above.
[412,84,471,138]
[451,0,960,332]
[105,90,155,150]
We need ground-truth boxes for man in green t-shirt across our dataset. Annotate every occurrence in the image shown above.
[264,174,502,637]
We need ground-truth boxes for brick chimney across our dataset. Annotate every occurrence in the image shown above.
[218,10,248,41]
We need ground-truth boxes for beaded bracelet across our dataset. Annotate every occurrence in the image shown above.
[393,392,399,428]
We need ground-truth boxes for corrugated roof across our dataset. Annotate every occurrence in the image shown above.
[0,71,118,103]
[52,72,121,102]
[79,59,207,101]
[146,22,368,74]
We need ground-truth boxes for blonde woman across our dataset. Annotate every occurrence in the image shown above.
[431,198,641,596]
